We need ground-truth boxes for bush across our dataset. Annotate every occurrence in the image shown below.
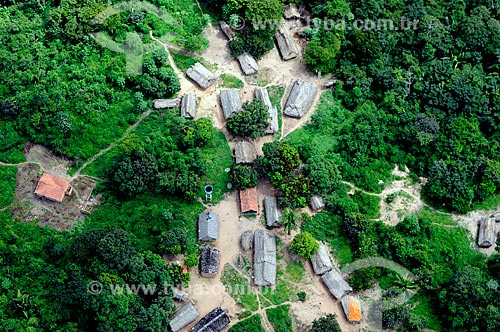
[310,314,341,332]
[226,99,270,138]
[266,305,292,332]
[230,164,259,190]
[290,232,319,260]
[158,228,188,254]
[297,291,306,302]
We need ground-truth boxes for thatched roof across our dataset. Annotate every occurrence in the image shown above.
[254,230,277,286]
[310,195,325,211]
[241,230,253,251]
[264,196,281,228]
[220,89,242,119]
[34,173,71,203]
[284,79,318,118]
[321,269,352,300]
[234,141,257,164]
[311,244,333,275]
[237,53,259,75]
[341,295,362,323]
[219,21,235,40]
[198,211,219,241]
[478,217,496,248]
[200,247,220,277]
[492,212,500,222]
[187,62,218,89]
[153,98,180,109]
[255,87,279,134]
[181,93,197,119]
[284,3,301,19]
[275,28,299,61]
[169,302,199,332]
[191,306,230,332]
[171,287,190,302]
[240,187,258,215]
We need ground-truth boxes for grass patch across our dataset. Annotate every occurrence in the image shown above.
[473,194,500,211]
[285,261,305,283]
[220,73,244,89]
[221,264,259,311]
[417,207,455,226]
[258,278,295,306]
[228,314,265,332]
[409,294,442,331]
[171,50,208,72]
[351,191,381,219]
[0,166,17,207]
[266,305,293,332]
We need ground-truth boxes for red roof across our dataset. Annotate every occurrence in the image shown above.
[34,173,70,202]
[240,187,258,214]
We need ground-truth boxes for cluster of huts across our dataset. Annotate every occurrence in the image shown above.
[477,213,500,248]
[240,230,278,286]
[168,303,230,332]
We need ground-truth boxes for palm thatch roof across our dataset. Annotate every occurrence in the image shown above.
[341,295,362,323]
[169,302,199,332]
[310,195,325,211]
[241,230,254,251]
[234,141,257,164]
[478,217,497,248]
[255,87,279,134]
[220,89,242,119]
[153,98,180,109]
[311,244,333,275]
[191,307,230,332]
[200,247,220,278]
[219,21,235,40]
[264,195,281,228]
[181,93,197,119]
[237,53,259,75]
[491,212,500,222]
[198,211,219,242]
[254,230,277,286]
[187,62,218,89]
[284,79,318,118]
[284,3,301,19]
[275,27,299,61]
[321,268,352,300]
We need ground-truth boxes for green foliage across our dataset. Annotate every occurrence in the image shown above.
[228,315,265,332]
[303,30,342,74]
[280,208,298,235]
[230,164,259,190]
[266,305,293,332]
[227,99,270,138]
[184,253,199,267]
[297,291,306,302]
[305,154,342,195]
[221,264,259,311]
[310,314,341,332]
[158,228,187,254]
[138,50,180,99]
[290,232,319,260]
[220,73,244,88]
[0,166,17,207]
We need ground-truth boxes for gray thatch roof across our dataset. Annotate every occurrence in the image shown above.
[255,87,279,134]
[254,230,277,286]
[237,53,259,75]
[170,302,200,332]
[310,195,325,211]
[234,141,257,164]
[478,217,496,248]
[341,295,362,323]
[220,89,242,119]
[187,62,218,89]
[311,244,333,275]
[241,230,254,251]
[492,212,500,222]
[153,98,180,109]
[284,79,318,118]
[198,211,219,241]
[171,287,190,302]
[264,196,281,228]
[200,247,220,277]
[191,307,230,332]
[219,21,235,40]
[284,3,301,19]
[321,269,352,300]
[275,28,299,61]
[181,93,197,119]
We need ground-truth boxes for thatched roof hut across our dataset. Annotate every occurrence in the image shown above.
[171,287,190,302]
[310,195,325,212]
[219,20,235,40]
[237,53,259,75]
[191,307,230,332]
[200,247,220,278]
[311,244,333,275]
[153,98,180,109]
[234,141,257,164]
[220,89,242,119]
[284,79,318,118]
[241,230,254,251]
[240,187,258,215]
[169,302,199,332]
[478,217,496,248]
[491,212,500,222]
[264,196,281,228]
[284,3,301,19]
[187,62,218,89]
[275,28,299,61]
[198,211,219,242]
[255,87,279,135]
[181,93,197,119]
[254,230,277,286]
[341,295,362,323]
[321,268,352,300]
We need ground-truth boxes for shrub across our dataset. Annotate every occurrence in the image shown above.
[297,291,306,302]
[290,232,319,260]
[311,314,341,332]
[226,99,270,138]
[230,164,259,190]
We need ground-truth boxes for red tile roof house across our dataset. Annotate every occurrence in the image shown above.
[239,187,258,215]
[34,173,72,203]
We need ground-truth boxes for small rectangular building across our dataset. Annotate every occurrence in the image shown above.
[169,303,199,332]
[254,230,277,286]
[341,295,362,323]
[310,195,325,212]
[284,79,318,118]
[200,247,220,278]
[234,141,257,164]
[478,217,496,248]
[240,187,258,215]
[153,98,180,109]
[241,230,254,251]
[264,196,281,228]
[255,87,279,135]
[34,173,72,203]
[321,268,353,300]
[198,211,219,242]
[311,244,333,275]
[275,28,299,61]
[187,62,218,90]
[191,307,230,332]
[181,93,197,119]
[220,89,242,119]
[219,21,235,40]
[237,53,259,75]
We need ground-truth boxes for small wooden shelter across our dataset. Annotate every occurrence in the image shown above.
[241,230,254,251]
[264,195,281,228]
[310,195,325,212]
[254,230,277,286]
[311,244,333,275]
[181,93,197,119]
[321,268,353,300]
[219,21,235,40]
[240,187,258,215]
[153,98,180,109]
[234,141,257,164]
[255,87,279,135]
[478,217,496,248]
[186,62,218,89]
[191,307,230,332]
[284,79,318,118]
[200,247,220,278]
[275,28,299,61]
[237,53,259,75]
[220,89,242,119]
[198,211,219,242]
[169,302,199,332]
[341,295,362,323]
